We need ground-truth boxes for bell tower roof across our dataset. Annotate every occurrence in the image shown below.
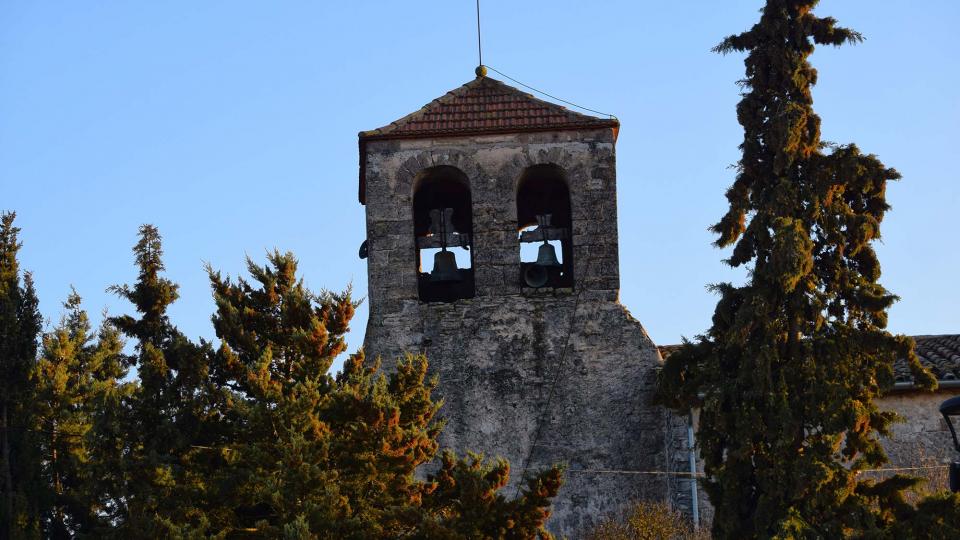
[358,75,619,203]
[359,75,618,141]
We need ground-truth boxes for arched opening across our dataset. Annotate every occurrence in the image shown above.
[413,166,475,302]
[517,164,573,289]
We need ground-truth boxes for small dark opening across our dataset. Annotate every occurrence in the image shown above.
[413,166,475,302]
[517,164,573,289]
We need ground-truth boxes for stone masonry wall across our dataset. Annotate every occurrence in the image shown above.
[675,390,960,532]
[361,129,668,536]
[874,389,960,494]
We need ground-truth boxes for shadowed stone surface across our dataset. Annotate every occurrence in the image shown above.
[874,390,960,494]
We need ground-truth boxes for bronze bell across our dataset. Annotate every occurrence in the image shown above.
[431,250,462,282]
[535,242,560,267]
[523,264,549,288]
[524,242,561,288]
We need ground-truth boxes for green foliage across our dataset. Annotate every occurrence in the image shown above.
[583,500,708,540]
[0,221,561,538]
[0,212,43,539]
[657,1,957,538]
[419,451,564,539]
[205,252,562,538]
[31,291,127,537]
[105,224,221,536]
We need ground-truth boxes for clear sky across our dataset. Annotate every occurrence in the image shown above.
[2,1,958,372]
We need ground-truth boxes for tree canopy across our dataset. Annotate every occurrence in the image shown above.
[4,218,562,539]
[657,1,958,538]
[0,212,43,539]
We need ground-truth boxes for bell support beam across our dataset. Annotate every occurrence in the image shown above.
[519,228,568,243]
[416,232,471,250]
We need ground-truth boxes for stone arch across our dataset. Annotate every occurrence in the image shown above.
[499,148,586,200]
[516,163,574,289]
[397,150,484,199]
[411,164,475,302]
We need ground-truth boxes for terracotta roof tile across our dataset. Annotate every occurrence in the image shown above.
[897,334,960,382]
[359,75,618,141]
[657,344,684,360]
[657,334,960,387]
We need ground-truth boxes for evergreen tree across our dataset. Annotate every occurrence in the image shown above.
[2,220,561,537]
[80,338,135,536]
[419,449,563,538]
[0,212,43,539]
[107,225,217,536]
[207,252,561,538]
[657,2,951,537]
[31,291,126,537]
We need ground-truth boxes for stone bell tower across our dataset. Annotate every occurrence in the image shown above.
[358,71,668,535]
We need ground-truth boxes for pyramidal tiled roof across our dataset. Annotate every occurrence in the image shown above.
[657,334,960,388]
[359,75,618,141]
[358,75,619,203]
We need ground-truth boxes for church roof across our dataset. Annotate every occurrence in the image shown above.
[657,334,960,388]
[901,334,960,383]
[358,75,619,203]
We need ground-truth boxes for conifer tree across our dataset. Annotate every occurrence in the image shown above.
[80,344,135,535]
[107,225,217,536]
[657,1,954,537]
[0,212,43,539]
[419,450,563,538]
[32,291,126,537]
[206,252,561,538]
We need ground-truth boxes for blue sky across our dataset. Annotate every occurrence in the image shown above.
[2,1,958,372]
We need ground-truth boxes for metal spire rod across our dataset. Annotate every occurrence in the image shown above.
[476,0,483,67]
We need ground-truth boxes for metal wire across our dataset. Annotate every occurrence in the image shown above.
[513,289,584,497]
[561,465,949,478]
[857,465,949,474]
[485,65,618,119]
[568,469,706,477]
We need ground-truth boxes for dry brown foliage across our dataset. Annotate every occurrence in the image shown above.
[583,500,709,540]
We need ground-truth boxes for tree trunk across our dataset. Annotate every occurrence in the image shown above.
[2,401,13,540]
[52,422,64,534]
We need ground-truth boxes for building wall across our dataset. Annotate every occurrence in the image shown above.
[361,129,667,536]
[677,390,960,531]
[665,408,714,529]
[874,389,960,494]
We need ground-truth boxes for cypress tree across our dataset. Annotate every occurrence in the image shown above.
[0,212,43,539]
[107,225,216,536]
[657,1,950,537]
[31,291,126,537]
